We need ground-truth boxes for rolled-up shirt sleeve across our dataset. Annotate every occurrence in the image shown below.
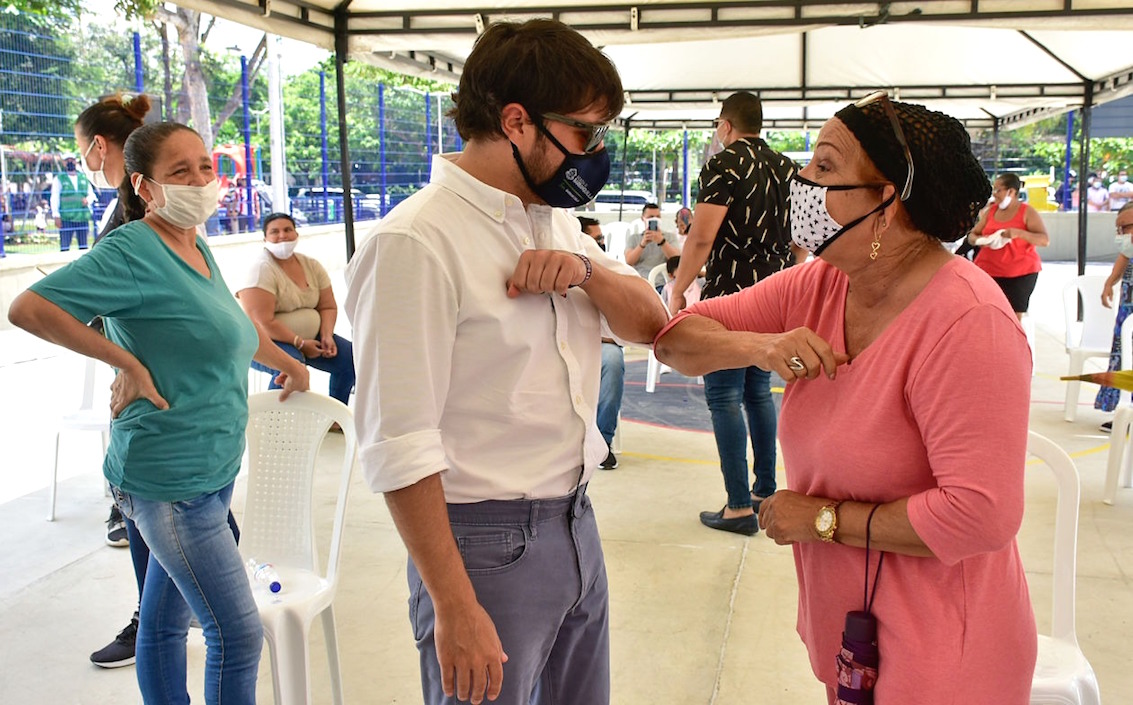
[904,304,1031,565]
[344,231,457,494]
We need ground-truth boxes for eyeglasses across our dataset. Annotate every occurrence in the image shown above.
[540,112,611,154]
[712,117,725,128]
[854,90,914,202]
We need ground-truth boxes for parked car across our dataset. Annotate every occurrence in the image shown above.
[294,187,383,222]
[580,189,657,213]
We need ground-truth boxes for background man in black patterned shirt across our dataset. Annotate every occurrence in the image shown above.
[668,91,800,535]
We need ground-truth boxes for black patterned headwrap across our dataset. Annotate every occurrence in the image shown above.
[835,100,990,242]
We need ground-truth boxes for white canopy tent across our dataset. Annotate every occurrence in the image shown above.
[168,0,1133,257]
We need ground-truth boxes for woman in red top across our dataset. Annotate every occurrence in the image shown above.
[965,173,1050,319]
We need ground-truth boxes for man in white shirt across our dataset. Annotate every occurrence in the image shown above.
[345,19,667,705]
[1110,170,1133,212]
[1087,173,1110,212]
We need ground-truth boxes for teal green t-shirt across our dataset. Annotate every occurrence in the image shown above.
[29,220,259,501]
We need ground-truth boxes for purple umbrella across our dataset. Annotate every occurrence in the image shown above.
[835,505,885,705]
[835,610,879,704]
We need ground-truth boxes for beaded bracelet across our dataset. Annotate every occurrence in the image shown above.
[570,253,592,288]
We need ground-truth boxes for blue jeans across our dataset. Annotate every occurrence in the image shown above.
[113,482,262,705]
[251,334,355,405]
[703,366,778,509]
[123,511,241,604]
[409,487,610,704]
[597,343,624,447]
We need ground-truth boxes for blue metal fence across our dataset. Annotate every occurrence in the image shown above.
[0,9,703,259]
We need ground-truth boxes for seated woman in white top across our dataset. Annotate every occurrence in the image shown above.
[237,212,355,404]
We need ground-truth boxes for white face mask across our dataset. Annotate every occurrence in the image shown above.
[998,194,1013,209]
[264,239,297,259]
[80,139,114,191]
[1116,234,1133,258]
[135,176,218,229]
[1120,176,1128,183]
[789,175,894,255]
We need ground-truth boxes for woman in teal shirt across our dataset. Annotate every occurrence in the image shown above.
[9,122,309,704]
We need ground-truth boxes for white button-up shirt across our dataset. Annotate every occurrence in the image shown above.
[345,154,637,503]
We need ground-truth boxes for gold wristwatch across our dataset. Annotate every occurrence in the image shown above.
[815,501,843,543]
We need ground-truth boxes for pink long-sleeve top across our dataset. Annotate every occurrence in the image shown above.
[660,256,1037,703]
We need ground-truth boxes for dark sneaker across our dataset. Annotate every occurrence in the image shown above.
[105,504,128,548]
[1101,421,1113,433]
[90,614,137,668]
[699,507,759,536]
[600,448,618,470]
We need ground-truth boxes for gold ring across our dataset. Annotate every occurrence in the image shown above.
[788,356,806,372]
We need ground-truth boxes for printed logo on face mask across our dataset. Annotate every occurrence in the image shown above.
[511,137,610,209]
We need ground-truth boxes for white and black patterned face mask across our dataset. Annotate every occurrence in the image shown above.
[789,175,895,255]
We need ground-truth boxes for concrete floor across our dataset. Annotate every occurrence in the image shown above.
[1,262,1132,704]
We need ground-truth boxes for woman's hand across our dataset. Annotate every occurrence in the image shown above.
[319,335,338,358]
[298,338,324,358]
[110,363,169,419]
[1102,280,1118,308]
[753,327,850,381]
[273,363,310,401]
[757,490,829,545]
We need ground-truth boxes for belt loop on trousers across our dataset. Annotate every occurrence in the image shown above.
[570,480,587,520]
[529,500,540,539]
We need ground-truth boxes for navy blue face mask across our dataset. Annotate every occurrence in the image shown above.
[511,122,611,209]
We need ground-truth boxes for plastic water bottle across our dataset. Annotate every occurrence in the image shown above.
[246,558,282,594]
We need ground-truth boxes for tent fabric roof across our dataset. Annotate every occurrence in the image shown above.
[175,0,1133,128]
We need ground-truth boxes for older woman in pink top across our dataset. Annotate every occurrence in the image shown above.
[655,94,1036,703]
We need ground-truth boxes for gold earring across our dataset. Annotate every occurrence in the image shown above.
[870,232,881,261]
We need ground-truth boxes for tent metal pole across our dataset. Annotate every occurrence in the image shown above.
[334,3,356,260]
[1062,110,1074,211]
[320,71,330,224]
[1077,82,1093,277]
[618,115,634,222]
[682,128,690,207]
[992,121,1000,174]
[241,55,255,232]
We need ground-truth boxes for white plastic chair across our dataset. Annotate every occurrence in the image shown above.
[1025,431,1101,705]
[1104,313,1133,504]
[242,391,356,705]
[49,356,110,521]
[647,262,668,291]
[645,265,673,394]
[249,366,267,394]
[602,221,632,263]
[1062,276,1117,422]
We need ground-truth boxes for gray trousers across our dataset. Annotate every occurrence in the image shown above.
[407,485,610,705]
